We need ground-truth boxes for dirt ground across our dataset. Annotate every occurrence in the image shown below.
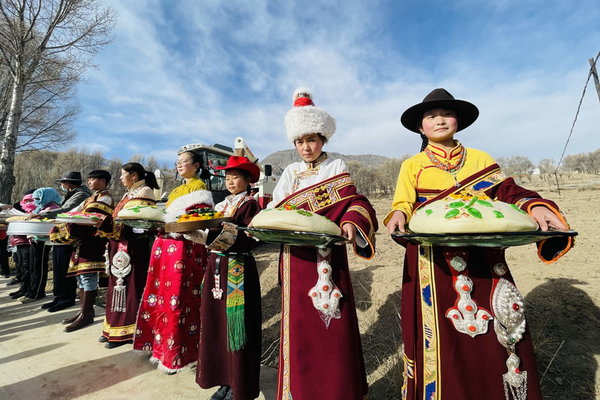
[1,183,598,399]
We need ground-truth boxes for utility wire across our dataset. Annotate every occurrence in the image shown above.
[555,51,600,173]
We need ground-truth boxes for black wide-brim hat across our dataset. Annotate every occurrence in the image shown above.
[55,171,82,183]
[400,88,479,134]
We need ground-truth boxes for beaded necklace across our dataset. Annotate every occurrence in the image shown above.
[425,145,466,187]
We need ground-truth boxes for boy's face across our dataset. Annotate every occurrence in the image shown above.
[420,108,458,145]
[87,177,107,191]
[225,170,250,195]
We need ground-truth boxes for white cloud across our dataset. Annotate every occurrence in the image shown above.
[72,0,599,168]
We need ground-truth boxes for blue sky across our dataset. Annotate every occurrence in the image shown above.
[74,0,600,166]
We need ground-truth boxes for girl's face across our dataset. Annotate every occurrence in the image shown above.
[420,108,458,146]
[120,169,137,189]
[294,133,325,163]
[176,152,200,179]
[225,170,250,195]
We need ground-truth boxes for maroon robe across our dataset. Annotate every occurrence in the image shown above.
[397,164,573,400]
[275,172,378,400]
[102,196,156,342]
[196,197,262,400]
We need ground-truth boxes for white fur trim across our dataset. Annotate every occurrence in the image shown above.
[285,106,336,143]
[293,87,312,100]
[165,190,214,223]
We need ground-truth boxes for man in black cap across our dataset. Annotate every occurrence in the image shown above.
[54,169,114,332]
[38,171,91,312]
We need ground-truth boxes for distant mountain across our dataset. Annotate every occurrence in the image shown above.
[261,149,391,175]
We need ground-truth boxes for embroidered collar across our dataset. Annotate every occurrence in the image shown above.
[426,142,463,160]
[425,142,466,174]
[304,152,328,169]
[125,179,147,199]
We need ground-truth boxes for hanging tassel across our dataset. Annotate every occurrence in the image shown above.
[111,277,127,312]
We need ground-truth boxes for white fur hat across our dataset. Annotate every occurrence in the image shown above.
[284,87,336,144]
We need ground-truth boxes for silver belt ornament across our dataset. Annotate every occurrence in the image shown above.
[492,277,528,400]
[307,247,342,328]
[445,256,493,337]
[110,248,132,312]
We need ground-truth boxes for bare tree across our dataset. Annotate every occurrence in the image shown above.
[0,0,115,202]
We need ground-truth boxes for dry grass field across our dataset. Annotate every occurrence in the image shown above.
[255,176,600,399]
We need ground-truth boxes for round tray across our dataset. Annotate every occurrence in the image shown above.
[164,217,233,233]
[239,227,347,248]
[6,221,56,236]
[391,230,578,248]
[115,219,165,230]
[55,217,100,225]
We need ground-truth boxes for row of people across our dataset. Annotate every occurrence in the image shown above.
[2,87,573,400]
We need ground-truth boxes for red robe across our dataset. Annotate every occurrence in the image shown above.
[275,172,378,400]
[196,196,262,400]
[397,164,573,400]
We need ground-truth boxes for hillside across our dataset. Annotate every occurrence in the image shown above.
[261,149,391,175]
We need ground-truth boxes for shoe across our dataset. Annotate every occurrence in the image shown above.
[223,388,234,400]
[64,290,96,333]
[20,297,41,304]
[105,340,132,349]
[17,296,29,302]
[210,386,231,400]
[41,298,59,309]
[98,336,108,343]
[9,290,26,299]
[48,299,76,312]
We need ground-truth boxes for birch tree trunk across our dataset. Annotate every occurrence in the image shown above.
[0,73,24,202]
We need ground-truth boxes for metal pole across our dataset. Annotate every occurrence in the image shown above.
[590,57,600,104]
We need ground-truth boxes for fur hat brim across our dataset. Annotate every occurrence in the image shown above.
[285,106,336,144]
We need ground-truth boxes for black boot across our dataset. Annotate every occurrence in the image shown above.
[64,289,96,332]
[48,298,76,312]
[210,386,231,400]
[41,297,60,309]
[105,340,133,349]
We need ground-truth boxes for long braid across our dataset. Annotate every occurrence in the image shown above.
[419,134,429,152]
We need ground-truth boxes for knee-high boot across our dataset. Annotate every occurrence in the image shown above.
[62,288,84,324]
[64,290,96,332]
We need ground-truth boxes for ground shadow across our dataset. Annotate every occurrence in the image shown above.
[525,278,600,400]
[361,289,403,400]
[352,264,383,312]
[1,351,154,400]
[0,343,66,364]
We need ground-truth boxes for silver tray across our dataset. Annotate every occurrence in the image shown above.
[239,227,347,248]
[115,219,165,230]
[6,221,56,236]
[55,217,100,225]
[391,230,577,248]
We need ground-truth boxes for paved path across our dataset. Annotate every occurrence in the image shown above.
[0,277,277,400]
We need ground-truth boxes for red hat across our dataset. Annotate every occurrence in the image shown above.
[216,156,260,183]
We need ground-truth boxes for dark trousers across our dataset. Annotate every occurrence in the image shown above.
[14,245,32,293]
[0,237,9,276]
[51,245,76,302]
[26,241,50,299]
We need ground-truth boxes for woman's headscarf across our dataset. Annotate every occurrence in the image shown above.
[20,194,36,213]
[32,187,62,213]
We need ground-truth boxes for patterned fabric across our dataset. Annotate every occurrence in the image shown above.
[133,234,206,372]
[226,255,245,351]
